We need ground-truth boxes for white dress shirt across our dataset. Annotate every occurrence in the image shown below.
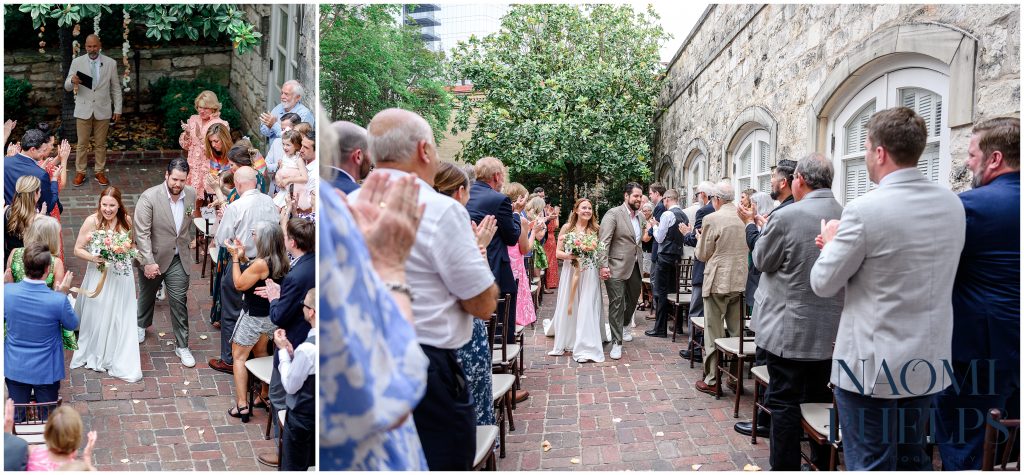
[215,188,279,258]
[348,168,496,349]
[166,185,186,255]
[629,209,642,243]
[654,204,682,243]
[279,328,317,394]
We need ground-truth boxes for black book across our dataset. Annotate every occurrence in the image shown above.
[75,71,93,89]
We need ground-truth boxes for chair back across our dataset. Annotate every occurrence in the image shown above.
[983,408,1021,471]
[490,294,512,363]
[677,257,694,296]
[11,397,63,444]
[738,293,755,353]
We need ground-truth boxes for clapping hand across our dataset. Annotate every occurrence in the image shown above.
[273,328,294,357]
[83,430,98,463]
[816,219,841,250]
[678,221,691,235]
[259,112,277,128]
[3,120,16,142]
[57,139,71,163]
[255,278,281,302]
[472,215,497,248]
[5,398,14,434]
[6,142,21,157]
[737,202,756,224]
[55,271,74,294]
[345,170,425,281]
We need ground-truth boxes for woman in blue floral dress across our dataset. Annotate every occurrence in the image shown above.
[319,182,429,470]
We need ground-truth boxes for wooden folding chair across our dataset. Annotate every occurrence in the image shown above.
[473,425,499,470]
[11,397,63,445]
[800,400,842,470]
[750,365,770,444]
[983,408,1020,471]
[713,294,757,417]
[491,294,521,407]
[486,313,516,459]
[666,258,694,342]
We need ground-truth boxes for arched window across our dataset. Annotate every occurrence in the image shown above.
[829,64,950,203]
[687,154,706,201]
[733,129,771,195]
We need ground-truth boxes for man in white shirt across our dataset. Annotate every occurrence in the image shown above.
[349,108,498,470]
[646,189,689,337]
[274,289,316,471]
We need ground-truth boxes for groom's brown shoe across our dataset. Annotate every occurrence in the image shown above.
[208,358,233,374]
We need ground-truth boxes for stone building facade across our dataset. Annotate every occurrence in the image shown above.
[232,4,318,144]
[654,4,1020,204]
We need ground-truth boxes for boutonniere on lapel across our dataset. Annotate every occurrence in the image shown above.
[185,205,194,217]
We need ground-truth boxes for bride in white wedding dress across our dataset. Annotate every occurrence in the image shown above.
[544,198,610,363]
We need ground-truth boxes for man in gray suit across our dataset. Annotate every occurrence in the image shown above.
[64,34,122,187]
[599,182,645,360]
[135,158,198,367]
[752,153,844,470]
[811,107,966,470]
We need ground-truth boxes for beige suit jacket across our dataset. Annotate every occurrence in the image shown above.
[63,53,123,120]
[598,203,644,280]
[694,202,748,297]
[134,183,196,273]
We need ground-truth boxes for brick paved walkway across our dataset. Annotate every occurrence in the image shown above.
[496,292,771,471]
[53,161,276,471]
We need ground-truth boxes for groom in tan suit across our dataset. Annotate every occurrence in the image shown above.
[134,158,197,367]
[64,34,122,187]
[599,182,645,360]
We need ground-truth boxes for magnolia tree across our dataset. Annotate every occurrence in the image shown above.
[319,4,452,142]
[449,4,669,210]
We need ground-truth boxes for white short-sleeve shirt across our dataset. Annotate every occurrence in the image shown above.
[348,168,495,349]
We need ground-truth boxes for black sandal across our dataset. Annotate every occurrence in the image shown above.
[228,405,251,423]
[252,396,269,410]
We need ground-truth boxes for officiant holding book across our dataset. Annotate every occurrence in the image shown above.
[64,34,122,188]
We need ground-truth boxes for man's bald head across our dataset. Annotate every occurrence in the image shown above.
[332,121,370,179]
[85,34,101,59]
[367,108,434,164]
[234,166,257,192]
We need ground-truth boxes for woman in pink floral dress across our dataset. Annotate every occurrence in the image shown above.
[505,183,543,326]
[179,91,229,208]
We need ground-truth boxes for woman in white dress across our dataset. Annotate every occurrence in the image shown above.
[544,198,609,363]
[70,187,143,383]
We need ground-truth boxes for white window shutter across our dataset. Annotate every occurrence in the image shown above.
[845,101,875,155]
[901,88,942,138]
[758,175,771,193]
[739,145,752,178]
[844,158,872,204]
[758,141,770,174]
[917,142,941,183]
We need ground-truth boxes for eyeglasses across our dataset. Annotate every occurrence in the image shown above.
[303,304,314,311]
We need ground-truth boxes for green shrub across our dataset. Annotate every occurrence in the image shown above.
[4,77,33,121]
[155,77,242,148]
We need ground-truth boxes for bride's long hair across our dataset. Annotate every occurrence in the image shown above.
[560,198,600,237]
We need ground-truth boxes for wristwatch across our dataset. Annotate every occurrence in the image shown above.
[383,281,414,301]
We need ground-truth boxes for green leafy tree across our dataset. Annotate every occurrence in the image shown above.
[449,4,669,211]
[319,4,453,141]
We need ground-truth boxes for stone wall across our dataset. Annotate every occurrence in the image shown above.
[4,45,232,115]
[654,4,1020,193]
[230,4,318,149]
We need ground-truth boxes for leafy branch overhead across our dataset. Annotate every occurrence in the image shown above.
[12,4,262,54]
[319,4,453,142]
[448,4,669,197]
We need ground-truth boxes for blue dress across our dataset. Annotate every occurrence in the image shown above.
[319,183,430,470]
[456,319,496,427]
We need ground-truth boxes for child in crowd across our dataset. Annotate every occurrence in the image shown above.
[273,130,309,211]
[26,406,96,471]
[274,288,317,471]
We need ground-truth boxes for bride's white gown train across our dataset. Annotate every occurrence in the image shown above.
[543,260,609,363]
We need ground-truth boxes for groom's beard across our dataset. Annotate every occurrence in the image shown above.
[167,184,183,196]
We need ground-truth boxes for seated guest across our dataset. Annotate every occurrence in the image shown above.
[4,244,76,406]
[350,108,497,470]
[275,289,316,471]
[752,154,844,470]
[26,406,96,471]
[320,174,429,470]
[5,399,29,471]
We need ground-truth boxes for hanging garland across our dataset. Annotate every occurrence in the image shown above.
[37,25,46,53]
[93,10,101,40]
[121,10,131,92]
[72,23,81,57]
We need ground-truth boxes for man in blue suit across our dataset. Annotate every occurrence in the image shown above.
[257,218,315,468]
[935,117,1020,470]
[4,127,60,214]
[327,121,370,194]
[466,156,521,341]
[4,244,78,405]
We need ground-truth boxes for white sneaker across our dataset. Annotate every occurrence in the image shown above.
[137,327,146,343]
[622,331,633,342]
[175,347,196,367]
[156,284,166,301]
[610,344,622,360]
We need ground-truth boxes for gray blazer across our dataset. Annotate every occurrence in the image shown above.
[598,203,644,280]
[63,53,123,120]
[810,168,965,398]
[752,189,844,360]
[134,183,197,273]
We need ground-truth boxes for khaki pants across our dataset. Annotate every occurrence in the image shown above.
[702,291,743,385]
[76,117,110,173]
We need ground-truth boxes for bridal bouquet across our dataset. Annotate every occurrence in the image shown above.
[89,230,138,276]
[563,231,605,270]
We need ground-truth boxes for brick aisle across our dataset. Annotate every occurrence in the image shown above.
[53,160,276,471]
[496,290,772,471]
